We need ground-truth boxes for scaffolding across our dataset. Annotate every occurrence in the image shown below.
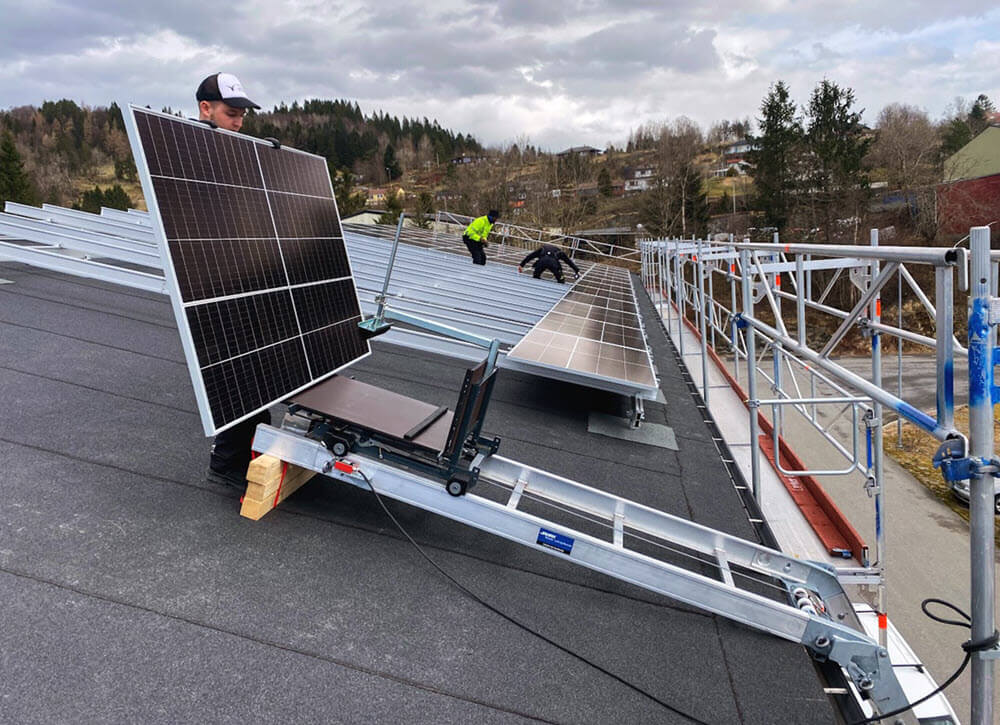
[641,229,998,723]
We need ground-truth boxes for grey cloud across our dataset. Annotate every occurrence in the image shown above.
[0,0,997,151]
[490,0,569,27]
[554,23,720,79]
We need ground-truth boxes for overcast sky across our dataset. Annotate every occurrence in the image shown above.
[1,1,997,150]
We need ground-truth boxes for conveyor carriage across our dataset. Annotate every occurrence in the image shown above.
[287,359,501,496]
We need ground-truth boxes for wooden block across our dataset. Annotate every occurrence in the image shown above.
[239,459,317,521]
[243,466,313,503]
[246,455,285,484]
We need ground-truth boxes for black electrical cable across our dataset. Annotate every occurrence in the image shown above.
[852,598,998,724]
[354,468,711,725]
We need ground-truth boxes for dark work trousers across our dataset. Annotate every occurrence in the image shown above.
[463,235,487,265]
[532,257,564,283]
[210,409,272,477]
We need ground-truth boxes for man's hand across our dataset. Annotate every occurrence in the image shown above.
[517,266,523,274]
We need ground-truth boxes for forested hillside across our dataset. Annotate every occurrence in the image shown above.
[0,99,481,211]
[0,87,995,245]
[244,99,481,183]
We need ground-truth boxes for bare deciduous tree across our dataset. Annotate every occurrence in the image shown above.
[867,103,941,238]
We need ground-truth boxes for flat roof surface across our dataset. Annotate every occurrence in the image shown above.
[0,262,833,723]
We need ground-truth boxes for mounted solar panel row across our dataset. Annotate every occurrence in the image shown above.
[125,106,369,435]
[506,265,657,392]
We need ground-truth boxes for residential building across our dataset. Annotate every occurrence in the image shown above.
[556,145,603,158]
[724,140,755,163]
[937,125,1000,236]
[624,166,656,193]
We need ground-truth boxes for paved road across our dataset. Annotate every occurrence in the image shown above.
[770,353,996,723]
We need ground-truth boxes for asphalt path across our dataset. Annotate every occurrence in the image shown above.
[766,353,997,723]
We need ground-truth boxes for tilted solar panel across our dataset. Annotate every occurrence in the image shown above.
[124,106,370,435]
[506,265,657,392]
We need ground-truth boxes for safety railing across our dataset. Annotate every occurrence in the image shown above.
[434,210,641,267]
[641,229,997,722]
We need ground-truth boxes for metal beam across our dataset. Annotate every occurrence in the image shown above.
[0,240,167,293]
[0,213,162,268]
[819,263,899,358]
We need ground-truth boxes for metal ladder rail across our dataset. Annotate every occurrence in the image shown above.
[252,424,908,716]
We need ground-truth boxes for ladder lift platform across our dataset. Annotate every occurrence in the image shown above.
[253,355,911,719]
[286,358,499,497]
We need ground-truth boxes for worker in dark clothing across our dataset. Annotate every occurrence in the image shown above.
[195,72,272,489]
[518,244,581,283]
[462,210,499,265]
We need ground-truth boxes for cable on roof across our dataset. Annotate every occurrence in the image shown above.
[852,597,996,724]
[356,468,711,725]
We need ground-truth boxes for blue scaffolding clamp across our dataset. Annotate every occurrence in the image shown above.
[933,437,1000,482]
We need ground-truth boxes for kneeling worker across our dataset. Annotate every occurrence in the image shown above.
[462,209,499,265]
[518,243,580,283]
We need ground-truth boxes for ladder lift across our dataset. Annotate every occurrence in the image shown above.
[251,218,910,720]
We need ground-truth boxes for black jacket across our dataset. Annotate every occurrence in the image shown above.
[520,244,580,274]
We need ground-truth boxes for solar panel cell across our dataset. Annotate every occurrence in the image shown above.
[269,194,342,238]
[185,290,299,366]
[279,238,352,285]
[291,279,361,332]
[303,323,370,374]
[137,112,263,187]
[168,238,287,301]
[152,177,274,240]
[258,146,331,197]
[202,338,312,426]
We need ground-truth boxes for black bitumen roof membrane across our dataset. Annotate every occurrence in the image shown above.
[0,262,834,723]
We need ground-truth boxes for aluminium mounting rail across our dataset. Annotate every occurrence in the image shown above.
[251,422,909,717]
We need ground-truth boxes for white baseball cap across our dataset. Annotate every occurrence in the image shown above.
[196,72,261,110]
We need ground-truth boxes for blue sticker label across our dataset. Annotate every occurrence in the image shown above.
[537,528,574,554]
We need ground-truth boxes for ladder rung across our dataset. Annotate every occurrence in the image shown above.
[506,477,528,510]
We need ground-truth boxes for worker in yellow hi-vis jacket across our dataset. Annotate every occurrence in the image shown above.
[462,209,499,265]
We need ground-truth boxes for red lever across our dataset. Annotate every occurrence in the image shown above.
[333,460,357,474]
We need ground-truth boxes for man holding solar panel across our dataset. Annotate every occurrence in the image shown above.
[193,72,273,489]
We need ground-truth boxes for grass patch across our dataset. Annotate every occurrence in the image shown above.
[886,404,1000,545]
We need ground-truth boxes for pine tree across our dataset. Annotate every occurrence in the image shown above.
[597,167,612,197]
[377,191,403,225]
[968,94,996,136]
[383,144,401,181]
[802,79,871,240]
[750,81,802,232]
[331,169,365,216]
[103,184,132,211]
[0,130,37,204]
[413,191,434,229]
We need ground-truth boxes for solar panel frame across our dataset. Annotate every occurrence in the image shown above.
[124,105,370,435]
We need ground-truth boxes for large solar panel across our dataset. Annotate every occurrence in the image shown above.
[506,265,657,393]
[124,106,369,435]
